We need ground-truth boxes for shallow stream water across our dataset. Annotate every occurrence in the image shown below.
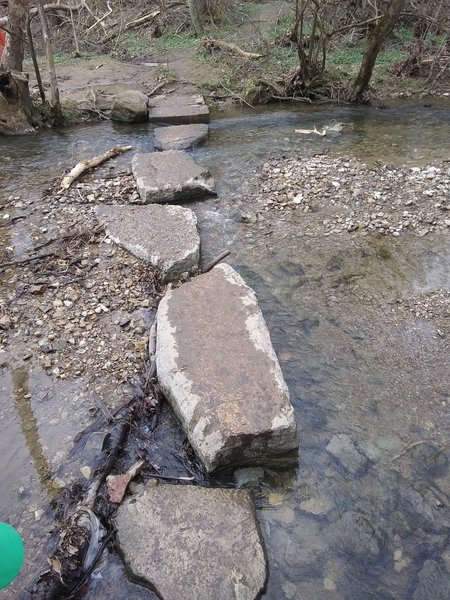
[1,100,449,599]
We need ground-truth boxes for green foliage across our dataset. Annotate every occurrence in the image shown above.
[53,52,77,64]
[152,31,198,52]
[153,64,177,80]
[327,47,363,66]
[114,32,154,58]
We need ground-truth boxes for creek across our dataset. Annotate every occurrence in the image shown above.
[0,100,449,599]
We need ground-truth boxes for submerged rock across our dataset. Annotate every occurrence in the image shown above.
[154,124,209,151]
[95,204,200,281]
[132,150,215,203]
[156,263,298,472]
[412,560,450,600]
[116,484,267,600]
[332,511,383,562]
[111,90,148,123]
[326,433,368,475]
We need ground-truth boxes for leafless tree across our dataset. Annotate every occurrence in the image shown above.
[349,0,407,100]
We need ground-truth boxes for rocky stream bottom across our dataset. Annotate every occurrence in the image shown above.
[0,150,449,599]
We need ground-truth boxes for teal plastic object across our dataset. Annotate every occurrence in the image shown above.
[0,522,24,590]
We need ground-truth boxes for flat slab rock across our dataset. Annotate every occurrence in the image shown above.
[148,93,210,124]
[154,124,209,151]
[156,263,297,472]
[132,150,215,203]
[95,204,200,281]
[116,484,267,600]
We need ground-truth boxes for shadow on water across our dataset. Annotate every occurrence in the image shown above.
[0,101,449,599]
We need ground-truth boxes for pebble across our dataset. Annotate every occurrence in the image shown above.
[251,155,450,237]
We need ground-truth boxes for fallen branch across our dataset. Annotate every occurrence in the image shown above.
[148,81,167,97]
[0,3,82,27]
[202,37,264,59]
[220,84,254,108]
[85,1,112,33]
[60,145,132,189]
[203,250,231,273]
[0,251,56,270]
[295,126,326,136]
[272,95,312,103]
[33,223,105,252]
[101,9,160,44]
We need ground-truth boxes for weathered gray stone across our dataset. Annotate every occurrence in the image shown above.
[111,90,148,123]
[326,433,368,475]
[156,263,297,472]
[116,484,267,600]
[95,204,200,281]
[154,124,209,151]
[148,93,210,124]
[132,150,215,203]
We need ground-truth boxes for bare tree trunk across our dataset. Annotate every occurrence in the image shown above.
[188,0,208,35]
[349,0,406,101]
[1,0,29,71]
[38,1,63,124]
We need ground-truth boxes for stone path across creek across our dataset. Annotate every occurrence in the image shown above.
[104,90,298,598]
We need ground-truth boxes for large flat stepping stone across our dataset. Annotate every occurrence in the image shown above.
[154,124,209,151]
[156,263,297,472]
[116,484,267,600]
[95,204,199,281]
[148,93,210,124]
[132,150,215,203]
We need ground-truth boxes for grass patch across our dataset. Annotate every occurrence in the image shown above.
[327,46,363,66]
[153,64,177,80]
[152,31,198,52]
[114,32,154,58]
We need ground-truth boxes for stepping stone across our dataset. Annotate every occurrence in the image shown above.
[116,484,267,600]
[95,204,200,281]
[156,263,298,472]
[154,124,209,151]
[148,93,210,124]
[132,150,215,204]
[111,90,148,123]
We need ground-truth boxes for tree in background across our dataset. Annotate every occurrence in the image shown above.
[188,0,208,35]
[349,0,407,100]
[1,0,29,71]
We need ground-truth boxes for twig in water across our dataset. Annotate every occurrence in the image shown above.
[202,250,231,273]
[0,251,57,270]
[220,84,254,108]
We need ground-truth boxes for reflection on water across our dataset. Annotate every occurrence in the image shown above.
[12,367,55,496]
[0,101,449,599]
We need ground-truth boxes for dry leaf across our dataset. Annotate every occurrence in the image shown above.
[106,460,145,503]
[47,556,62,575]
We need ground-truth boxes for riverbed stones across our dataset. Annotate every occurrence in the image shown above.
[148,93,210,124]
[132,150,215,203]
[412,560,450,600]
[332,511,383,562]
[156,263,297,472]
[154,124,209,151]
[116,484,267,600]
[111,90,148,123]
[95,204,200,281]
[326,433,368,475]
